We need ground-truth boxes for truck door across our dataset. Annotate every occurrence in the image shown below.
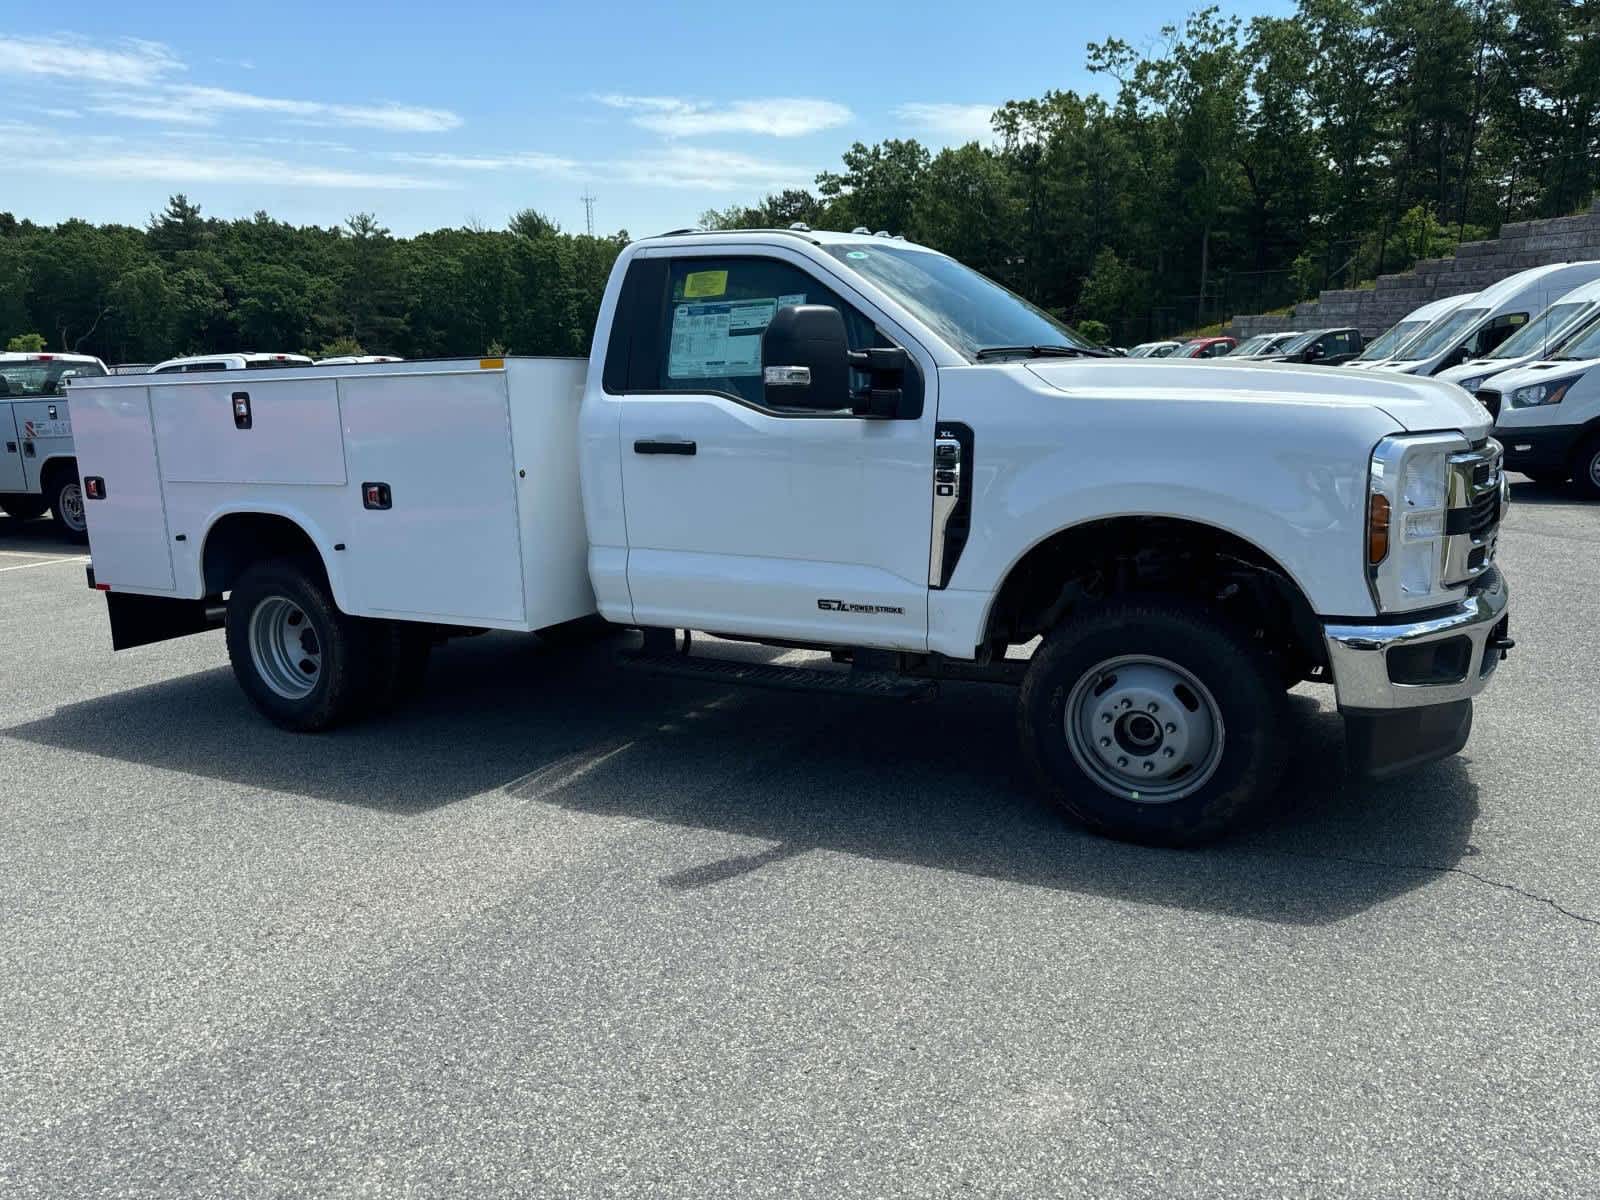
[0,403,25,494]
[613,251,936,651]
[70,383,176,592]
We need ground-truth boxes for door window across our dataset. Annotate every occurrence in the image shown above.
[652,257,882,410]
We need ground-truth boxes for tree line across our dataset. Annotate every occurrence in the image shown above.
[3,0,1596,360]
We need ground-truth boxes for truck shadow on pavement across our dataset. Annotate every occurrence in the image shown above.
[9,631,1479,926]
[0,515,81,557]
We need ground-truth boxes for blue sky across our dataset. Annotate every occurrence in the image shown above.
[2,0,1292,237]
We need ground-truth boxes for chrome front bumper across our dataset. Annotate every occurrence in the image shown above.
[1323,569,1510,711]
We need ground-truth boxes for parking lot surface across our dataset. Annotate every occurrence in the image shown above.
[1,481,1597,1198]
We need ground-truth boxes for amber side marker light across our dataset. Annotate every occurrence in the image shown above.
[1368,492,1392,564]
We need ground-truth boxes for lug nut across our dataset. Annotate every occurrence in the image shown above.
[1116,756,1128,768]
[1099,737,1111,748]
[1101,713,1112,725]
[1142,761,1155,772]
[1165,722,1176,734]
[1162,747,1175,758]
[1147,702,1159,713]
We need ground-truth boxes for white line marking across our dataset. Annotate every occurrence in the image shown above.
[0,556,87,573]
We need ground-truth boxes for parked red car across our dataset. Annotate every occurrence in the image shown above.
[1172,336,1240,359]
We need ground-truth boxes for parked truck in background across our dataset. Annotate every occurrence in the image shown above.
[67,227,1514,846]
[0,351,108,540]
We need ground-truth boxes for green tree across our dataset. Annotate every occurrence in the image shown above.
[6,332,46,352]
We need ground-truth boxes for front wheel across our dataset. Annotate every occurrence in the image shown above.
[1573,435,1600,500]
[0,496,48,521]
[1018,599,1289,846]
[225,558,372,731]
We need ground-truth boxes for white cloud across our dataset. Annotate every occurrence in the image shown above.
[387,150,578,174]
[602,145,814,191]
[0,34,182,87]
[892,102,997,142]
[171,85,462,133]
[596,94,851,138]
[89,96,217,126]
[0,122,449,190]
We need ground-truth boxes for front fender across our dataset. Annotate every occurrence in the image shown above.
[928,367,1400,657]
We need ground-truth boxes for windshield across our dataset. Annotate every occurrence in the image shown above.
[1356,319,1429,361]
[1149,343,1180,357]
[1394,308,1486,362]
[826,244,1093,357]
[1488,302,1592,359]
[1227,335,1272,356]
[0,358,106,396]
[1553,311,1600,360]
[1276,330,1320,355]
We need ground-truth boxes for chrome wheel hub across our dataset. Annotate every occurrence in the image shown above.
[248,596,322,700]
[1064,655,1225,804]
[59,483,85,532]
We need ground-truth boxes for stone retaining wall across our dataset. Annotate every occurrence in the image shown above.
[1229,198,1600,340]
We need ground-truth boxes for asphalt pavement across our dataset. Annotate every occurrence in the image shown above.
[1,480,1596,1198]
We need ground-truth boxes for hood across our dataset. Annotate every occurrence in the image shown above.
[1477,356,1600,395]
[1435,359,1511,388]
[1024,359,1491,437]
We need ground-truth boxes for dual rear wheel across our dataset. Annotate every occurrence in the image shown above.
[225,558,430,732]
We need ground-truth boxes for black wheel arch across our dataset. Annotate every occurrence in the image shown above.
[202,512,334,598]
[983,515,1328,678]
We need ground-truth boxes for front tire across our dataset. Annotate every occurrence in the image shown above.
[226,558,371,731]
[1018,599,1289,846]
[47,468,88,543]
[1573,434,1600,500]
[0,496,48,521]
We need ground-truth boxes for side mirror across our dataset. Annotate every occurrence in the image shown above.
[762,305,851,410]
[1304,342,1325,362]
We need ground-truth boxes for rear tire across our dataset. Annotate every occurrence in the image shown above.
[1018,598,1289,846]
[46,467,88,543]
[0,496,48,520]
[225,558,371,731]
[1573,435,1600,500]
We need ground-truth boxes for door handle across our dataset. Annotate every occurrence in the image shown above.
[633,439,696,456]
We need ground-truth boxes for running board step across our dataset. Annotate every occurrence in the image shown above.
[617,650,938,700]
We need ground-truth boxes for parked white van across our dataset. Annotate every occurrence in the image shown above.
[1380,262,1600,376]
[1436,278,1600,394]
[1347,293,1478,370]
[1476,308,1600,495]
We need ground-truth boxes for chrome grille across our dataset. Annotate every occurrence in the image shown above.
[1443,439,1504,586]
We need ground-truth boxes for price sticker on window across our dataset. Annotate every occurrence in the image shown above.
[683,270,728,299]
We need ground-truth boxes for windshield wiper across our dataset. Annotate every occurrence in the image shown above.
[973,344,1111,360]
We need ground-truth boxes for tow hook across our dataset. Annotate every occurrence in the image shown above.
[1489,636,1515,661]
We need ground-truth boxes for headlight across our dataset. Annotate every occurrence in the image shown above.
[1455,375,1487,394]
[1509,377,1580,408]
[1368,433,1467,612]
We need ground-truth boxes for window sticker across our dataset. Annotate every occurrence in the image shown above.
[668,295,799,379]
[683,269,728,299]
[778,292,807,309]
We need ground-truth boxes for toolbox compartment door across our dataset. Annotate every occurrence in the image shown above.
[338,370,526,625]
[72,385,176,592]
[153,376,346,485]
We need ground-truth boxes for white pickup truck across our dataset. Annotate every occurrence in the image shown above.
[67,228,1514,845]
[0,351,109,540]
